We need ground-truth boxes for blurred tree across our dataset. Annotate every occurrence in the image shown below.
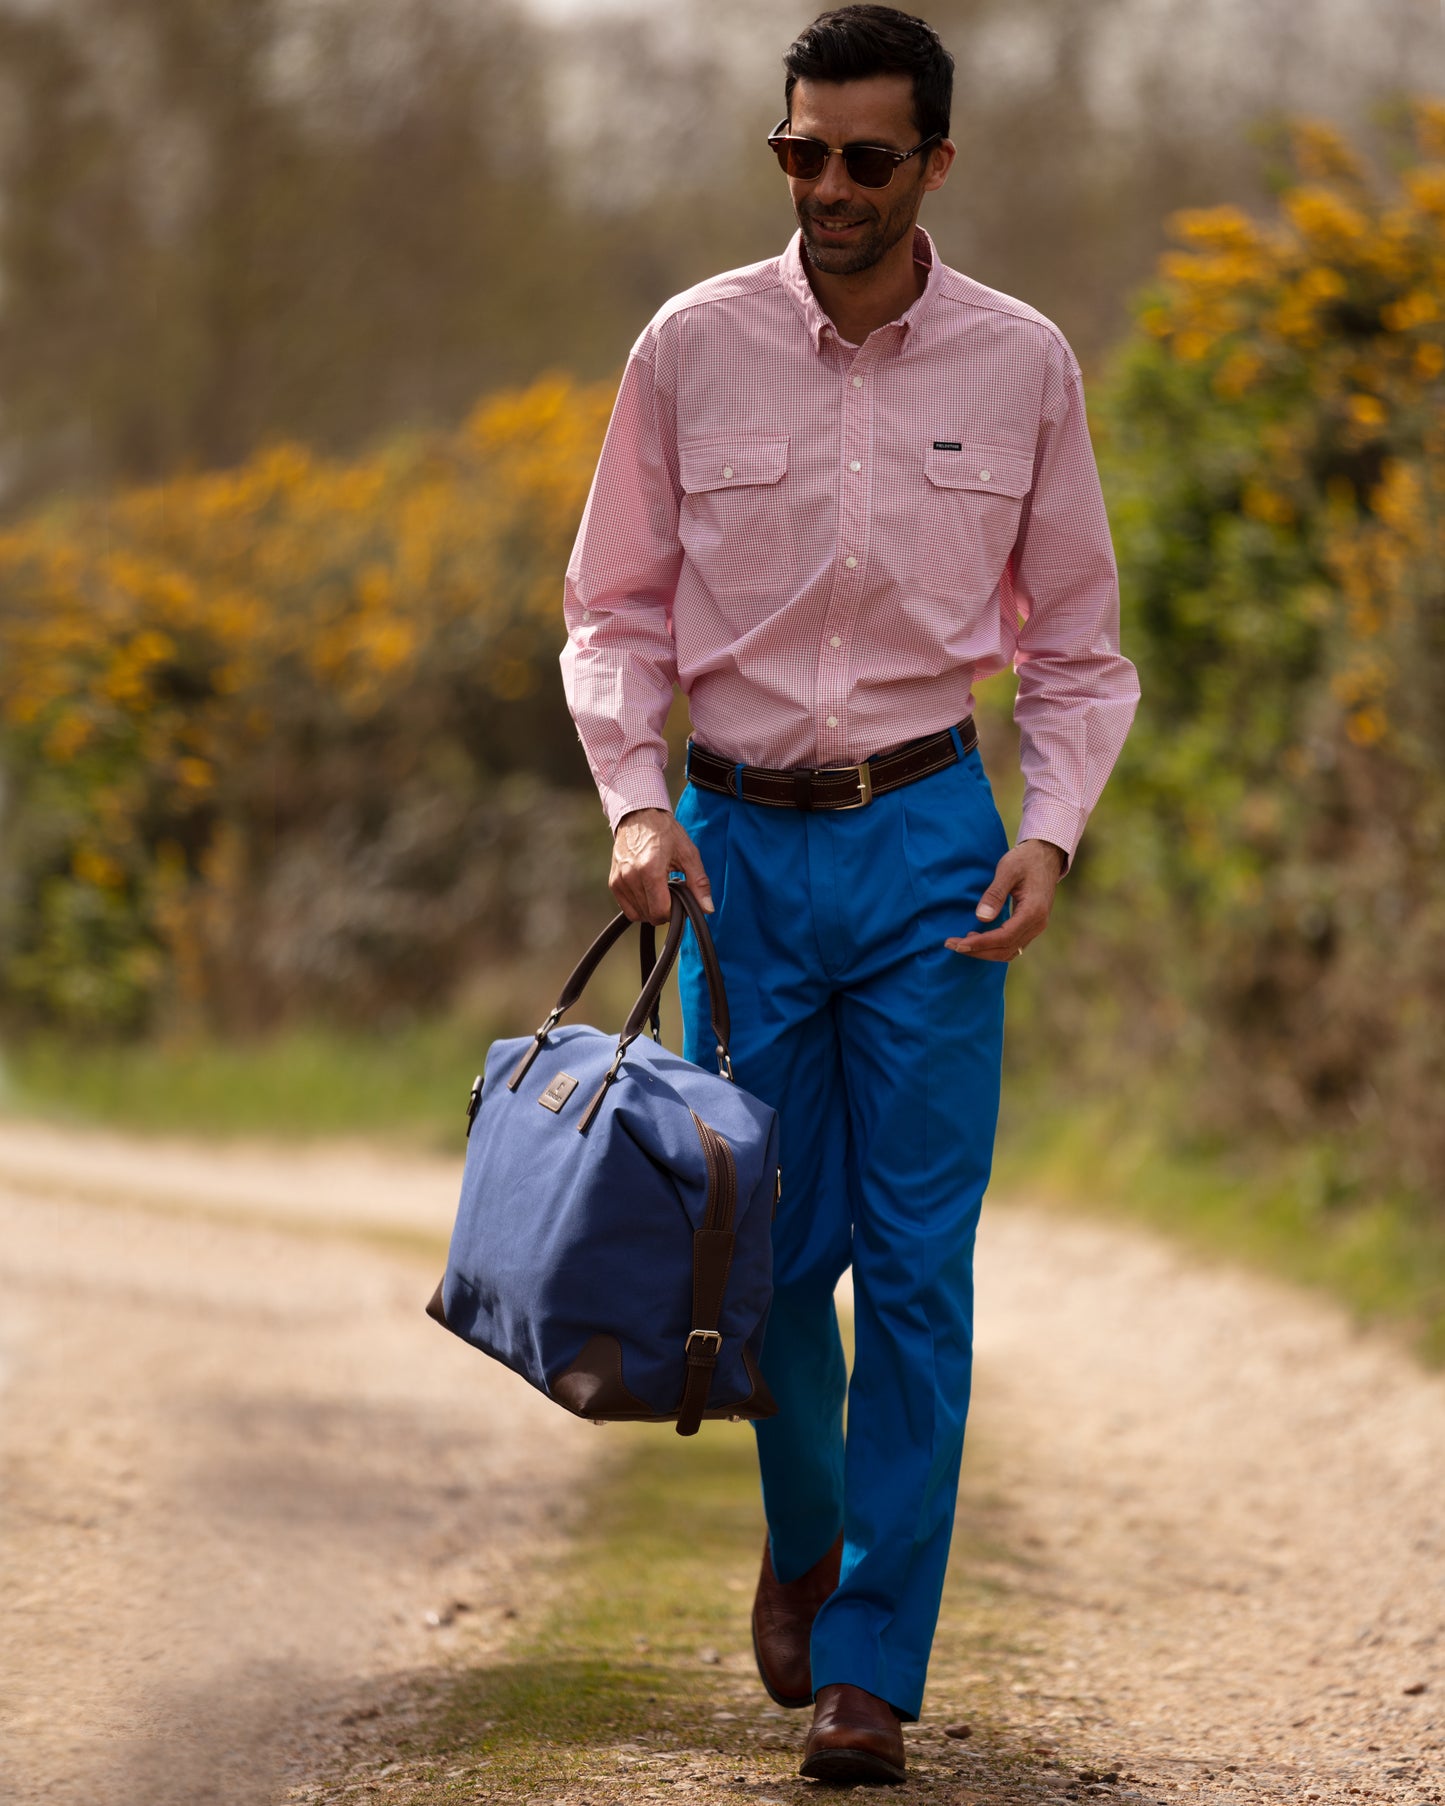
[0,0,634,501]
[1,0,1439,508]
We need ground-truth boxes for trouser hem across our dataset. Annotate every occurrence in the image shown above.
[767,1519,845,1588]
[809,1655,921,1724]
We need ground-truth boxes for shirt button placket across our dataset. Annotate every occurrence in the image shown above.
[824,361,872,756]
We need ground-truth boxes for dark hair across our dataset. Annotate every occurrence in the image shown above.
[783,6,953,143]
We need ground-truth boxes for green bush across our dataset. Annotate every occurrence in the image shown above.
[1025,105,1445,1204]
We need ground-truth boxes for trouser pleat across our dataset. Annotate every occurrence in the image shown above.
[677,750,1008,1719]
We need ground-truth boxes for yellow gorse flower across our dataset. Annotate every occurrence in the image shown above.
[1138,104,1445,762]
[0,371,618,1026]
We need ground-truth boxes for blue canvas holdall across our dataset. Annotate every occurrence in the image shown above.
[426,879,780,1436]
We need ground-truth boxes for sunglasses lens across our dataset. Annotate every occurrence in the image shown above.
[770,135,906,187]
[774,138,827,180]
[843,148,896,188]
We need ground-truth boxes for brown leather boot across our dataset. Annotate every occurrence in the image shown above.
[800,1682,907,1785]
[750,1531,843,1708]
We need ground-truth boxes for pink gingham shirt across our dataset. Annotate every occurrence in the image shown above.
[560,226,1138,861]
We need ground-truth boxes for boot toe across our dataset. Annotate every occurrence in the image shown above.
[801,1683,907,1786]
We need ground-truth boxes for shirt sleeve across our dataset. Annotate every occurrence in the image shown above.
[560,338,684,831]
[1006,347,1140,867]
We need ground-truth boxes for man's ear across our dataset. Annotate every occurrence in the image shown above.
[923,138,956,194]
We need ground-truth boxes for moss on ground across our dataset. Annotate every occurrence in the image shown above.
[297,1422,1133,1805]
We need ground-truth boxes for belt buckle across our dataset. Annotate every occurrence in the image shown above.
[685,1329,723,1358]
[824,761,873,809]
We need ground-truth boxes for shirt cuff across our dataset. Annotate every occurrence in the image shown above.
[1017,797,1086,872]
[600,766,674,833]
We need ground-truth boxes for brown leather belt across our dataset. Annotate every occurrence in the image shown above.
[685,717,978,812]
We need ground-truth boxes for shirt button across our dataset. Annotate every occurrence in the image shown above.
[849,460,861,472]
[979,469,991,482]
[851,375,864,388]
[826,715,839,728]
[830,635,842,648]
[582,610,591,621]
[844,555,858,569]
[722,465,734,479]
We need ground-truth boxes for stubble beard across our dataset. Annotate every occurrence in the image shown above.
[798,192,918,276]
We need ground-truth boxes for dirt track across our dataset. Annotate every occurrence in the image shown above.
[0,1120,603,1806]
[964,1210,1444,1805]
[0,1119,1442,1805]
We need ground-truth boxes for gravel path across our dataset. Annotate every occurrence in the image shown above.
[959,1210,1445,1806]
[0,1120,603,1806]
[0,1120,1441,1806]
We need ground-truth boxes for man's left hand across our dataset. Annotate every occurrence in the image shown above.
[945,839,1067,962]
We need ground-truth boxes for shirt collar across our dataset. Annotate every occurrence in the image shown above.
[779,223,942,353]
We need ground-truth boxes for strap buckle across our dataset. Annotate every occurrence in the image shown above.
[685,1329,723,1359]
[825,761,873,809]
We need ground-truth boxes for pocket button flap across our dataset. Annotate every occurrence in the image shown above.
[924,443,1032,498]
[680,436,789,494]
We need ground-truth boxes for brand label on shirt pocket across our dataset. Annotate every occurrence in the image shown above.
[923,442,1032,497]
[679,437,789,494]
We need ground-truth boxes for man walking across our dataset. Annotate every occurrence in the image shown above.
[561,6,1138,1784]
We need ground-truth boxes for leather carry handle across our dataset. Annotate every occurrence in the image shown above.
[640,921,661,1043]
[505,908,636,1091]
[575,884,733,1133]
[507,881,731,1099]
[619,883,730,1056]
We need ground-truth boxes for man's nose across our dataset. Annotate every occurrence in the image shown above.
[812,149,856,206]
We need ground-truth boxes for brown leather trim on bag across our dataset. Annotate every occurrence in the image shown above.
[736,1343,779,1420]
[545,1112,757,1432]
[551,1333,656,1417]
[675,1111,739,1437]
[549,1333,777,1423]
[425,1279,448,1326]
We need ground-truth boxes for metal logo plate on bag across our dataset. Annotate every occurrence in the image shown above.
[538,1072,579,1113]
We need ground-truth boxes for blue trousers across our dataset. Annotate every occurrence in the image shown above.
[675,737,1010,1721]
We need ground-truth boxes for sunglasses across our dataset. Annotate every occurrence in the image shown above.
[767,117,942,189]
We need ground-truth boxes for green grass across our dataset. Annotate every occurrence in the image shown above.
[0,957,671,1150]
[993,1090,1445,1366]
[0,1015,486,1148]
[5,984,1443,1362]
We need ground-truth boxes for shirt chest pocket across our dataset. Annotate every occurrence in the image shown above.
[918,442,1033,590]
[677,437,793,598]
[679,436,790,494]
[923,442,1032,499]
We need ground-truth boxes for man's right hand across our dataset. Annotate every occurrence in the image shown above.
[610,808,714,925]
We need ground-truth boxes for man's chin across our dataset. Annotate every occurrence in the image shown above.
[801,229,883,275]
